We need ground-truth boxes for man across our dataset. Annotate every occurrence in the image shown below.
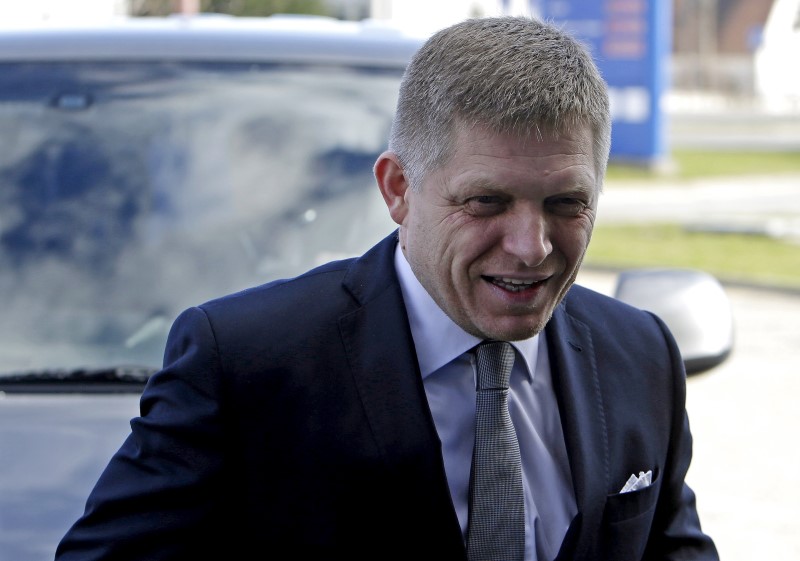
[56,16,718,561]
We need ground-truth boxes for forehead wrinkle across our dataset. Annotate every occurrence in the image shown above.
[543,160,594,180]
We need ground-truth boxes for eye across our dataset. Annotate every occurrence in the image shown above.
[546,197,589,217]
[464,195,507,216]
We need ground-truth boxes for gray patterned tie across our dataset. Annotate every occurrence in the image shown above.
[466,341,525,561]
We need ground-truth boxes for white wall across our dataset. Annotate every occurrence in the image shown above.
[754,0,800,110]
[369,0,541,35]
[0,0,127,26]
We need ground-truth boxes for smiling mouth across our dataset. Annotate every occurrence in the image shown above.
[484,276,544,293]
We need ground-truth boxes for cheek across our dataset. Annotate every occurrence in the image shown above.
[560,218,594,248]
[542,226,590,271]
[417,230,477,290]
[407,207,497,272]
[440,220,493,260]
[403,210,447,277]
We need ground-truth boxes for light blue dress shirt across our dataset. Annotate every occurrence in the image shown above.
[394,246,577,561]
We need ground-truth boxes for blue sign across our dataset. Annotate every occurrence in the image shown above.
[537,0,671,165]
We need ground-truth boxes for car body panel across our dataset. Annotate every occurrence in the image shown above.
[0,394,140,561]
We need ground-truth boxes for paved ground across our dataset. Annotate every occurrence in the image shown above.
[685,283,800,561]
[576,268,800,561]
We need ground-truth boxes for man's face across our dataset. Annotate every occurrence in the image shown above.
[382,123,599,341]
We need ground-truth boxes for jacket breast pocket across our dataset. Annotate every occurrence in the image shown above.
[604,474,660,523]
[599,471,661,560]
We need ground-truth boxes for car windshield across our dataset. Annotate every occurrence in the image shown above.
[0,60,402,376]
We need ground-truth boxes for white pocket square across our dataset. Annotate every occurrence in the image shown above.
[620,470,653,493]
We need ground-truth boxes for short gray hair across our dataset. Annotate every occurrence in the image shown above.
[388,16,611,189]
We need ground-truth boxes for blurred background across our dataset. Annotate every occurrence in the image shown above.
[3,1,799,158]
[1,1,797,559]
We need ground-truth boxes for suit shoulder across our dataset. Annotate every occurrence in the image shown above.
[564,282,637,313]
[558,282,686,395]
[199,257,356,319]
[563,283,666,333]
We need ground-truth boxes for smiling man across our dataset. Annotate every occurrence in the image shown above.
[57,16,718,561]
[377,122,598,342]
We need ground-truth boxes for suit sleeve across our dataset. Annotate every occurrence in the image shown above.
[55,306,228,561]
[645,312,719,561]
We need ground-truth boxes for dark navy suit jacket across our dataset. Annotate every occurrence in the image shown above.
[56,233,718,561]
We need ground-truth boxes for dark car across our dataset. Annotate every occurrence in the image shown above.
[0,15,733,561]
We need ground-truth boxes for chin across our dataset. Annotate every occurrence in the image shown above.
[480,319,547,342]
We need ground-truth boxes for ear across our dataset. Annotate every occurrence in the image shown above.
[374,151,410,226]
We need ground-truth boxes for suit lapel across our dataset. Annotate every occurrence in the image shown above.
[338,233,442,464]
[337,234,464,550]
[339,233,465,559]
[546,297,609,561]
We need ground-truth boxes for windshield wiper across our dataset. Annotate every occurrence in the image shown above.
[0,366,156,394]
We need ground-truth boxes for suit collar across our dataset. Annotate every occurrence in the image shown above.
[340,231,400,307]
[339,232,434,459]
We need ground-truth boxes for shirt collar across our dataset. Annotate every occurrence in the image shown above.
[394,245,538,380]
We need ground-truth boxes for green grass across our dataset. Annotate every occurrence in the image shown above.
[585,223,800,290]
[606,149,800,181]
[592,150,800,289]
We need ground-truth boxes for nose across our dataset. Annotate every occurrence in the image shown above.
[501,207,552,267]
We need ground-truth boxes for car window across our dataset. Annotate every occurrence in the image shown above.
[0,60,402,374]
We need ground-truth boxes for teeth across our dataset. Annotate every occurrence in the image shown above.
[500,277,530,285]
[492,277,537,292]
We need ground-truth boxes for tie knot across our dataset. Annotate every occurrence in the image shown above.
[474,341,515,391]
